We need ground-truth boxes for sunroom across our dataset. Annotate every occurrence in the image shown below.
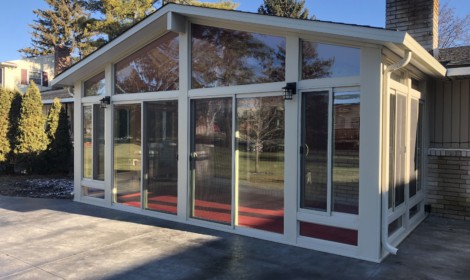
[52,4,445,262]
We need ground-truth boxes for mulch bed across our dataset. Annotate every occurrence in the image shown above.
[0,175,73,199]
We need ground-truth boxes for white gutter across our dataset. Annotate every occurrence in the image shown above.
[447,66,470,77]
[381,50,412,255]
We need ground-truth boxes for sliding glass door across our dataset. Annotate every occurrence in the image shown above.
[190,98,233,224]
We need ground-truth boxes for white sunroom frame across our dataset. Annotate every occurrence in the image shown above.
[52,3,446,262]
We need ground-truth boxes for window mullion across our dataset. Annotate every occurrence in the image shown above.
[327,89,333,215]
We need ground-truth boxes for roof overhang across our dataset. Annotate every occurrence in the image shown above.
[446,66,470,79]
[52,3,446,87]
[0,62,17,68]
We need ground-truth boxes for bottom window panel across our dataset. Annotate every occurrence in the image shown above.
[82,186,105,199]
[299,221,358,246]
[388,216,403,236]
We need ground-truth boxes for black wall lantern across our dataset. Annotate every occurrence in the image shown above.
[100,96,111,108]
[283,82,297,100]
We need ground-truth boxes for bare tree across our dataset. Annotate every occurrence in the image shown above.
[439,2,470,48]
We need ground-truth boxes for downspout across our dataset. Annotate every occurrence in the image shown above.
[381,50,412,255]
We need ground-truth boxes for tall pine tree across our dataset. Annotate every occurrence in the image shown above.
[163,0,239,9]
[20,0,95,59]
[0,89,12,163]
[48,107,73,173]
[258,0,313,19]
[14,81,48,173]
[45,98,62,142]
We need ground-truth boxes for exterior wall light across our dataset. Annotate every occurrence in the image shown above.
[100,96,111,108]
[283,82,297,100]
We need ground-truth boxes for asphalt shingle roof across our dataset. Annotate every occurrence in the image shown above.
[438,46,470,68]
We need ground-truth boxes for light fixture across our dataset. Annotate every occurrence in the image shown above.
[100,96,111,108]
[282,82,297,100]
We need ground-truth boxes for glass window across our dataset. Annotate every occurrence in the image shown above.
[83,106,92,179]
[84,72,105,97]
[332,91,360,214]
[82,186,105,199]
[237,96,284,233]
[145,101,178,214]
[191,24,285,88]
[82,105,105,181]
[190,98,233,224]
[0,68,3,84]
[301,91,329,212]
[114,104,142,207]
[29,71,42,85]
[115,32,179,94]
[302,41,360,80]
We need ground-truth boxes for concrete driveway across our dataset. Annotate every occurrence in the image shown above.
[1,195,469,280]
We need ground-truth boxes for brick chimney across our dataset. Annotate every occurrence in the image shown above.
[386,0,439,52]
[54,45,72,75]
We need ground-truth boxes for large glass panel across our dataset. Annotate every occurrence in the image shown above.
[114,104,142,207]
[115,32,179,94]
[395,94,406,206]
[191,24,285,88]
[301,91,329,211]
[84,72,105,97]
[409,99,418,197]
[83,106,92,179]
[332,91,360,214]
[145,101,178,214]
[389,94,396,209]
[93,105,105,180]
[191,98,232,224]
[237,96,284,233]
[302,41,360,80]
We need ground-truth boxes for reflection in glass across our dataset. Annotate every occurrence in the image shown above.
[300,221,358,246]
[83,106,92,178]
[82,186,105,199]
[115,32,179,94]
[417,102,424,192]
[332,92,360,214]
[302,41,360,80]
[114,104,142,207]
[191,98,232,224]
[301,91,329,211]
[395,95,406,207]
[145,101,178,214]
[94,105,105,181]
[389,94,396,209]
[409,99,418,197]
[237,96,284,233]
[191,24,285,88]
[84,72,105,97]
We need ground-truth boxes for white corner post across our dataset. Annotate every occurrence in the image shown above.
[104,63,114,207]
[284,34,300,244]
[73,82,83,201]
[357,46,383,261]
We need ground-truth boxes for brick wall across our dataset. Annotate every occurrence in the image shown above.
[427,148,470,220]
[386,0,439,51]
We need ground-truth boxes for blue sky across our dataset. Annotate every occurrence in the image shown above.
[0,0,468,62]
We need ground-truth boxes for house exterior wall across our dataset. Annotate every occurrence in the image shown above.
[427,79,470,219]
[0,55,55,93]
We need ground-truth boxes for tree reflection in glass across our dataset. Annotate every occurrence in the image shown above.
[191,24,285,88]
[237,96,284,233]
[302,41,360,80]
[115,32,179,94]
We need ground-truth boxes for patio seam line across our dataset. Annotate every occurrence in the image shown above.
[0,251,65,280]
[0,223,161,279]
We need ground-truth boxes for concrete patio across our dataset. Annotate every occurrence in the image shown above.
[0,195,469,280]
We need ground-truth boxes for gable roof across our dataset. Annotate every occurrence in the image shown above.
[51,3,446,87]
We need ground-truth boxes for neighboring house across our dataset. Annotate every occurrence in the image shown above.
[0,55,54,93]
[51,1,466,262]
[0,54,74,133]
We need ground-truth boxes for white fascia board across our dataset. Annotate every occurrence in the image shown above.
[447,67,470,77]
[401,34,446,77]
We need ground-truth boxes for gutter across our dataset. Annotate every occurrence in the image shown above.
[381,50,412,255]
